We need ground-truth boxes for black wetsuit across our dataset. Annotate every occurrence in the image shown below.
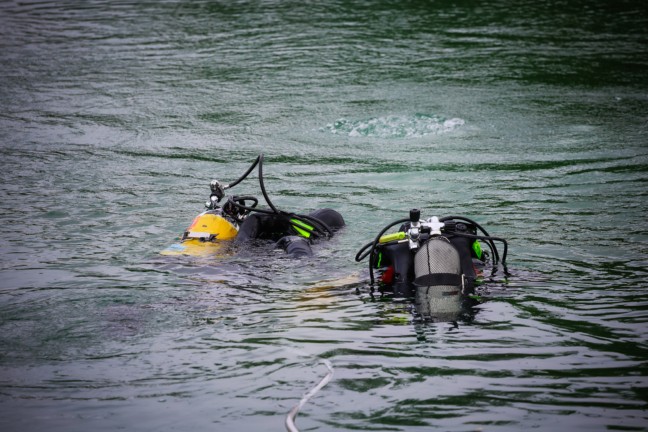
[235,208,345,257]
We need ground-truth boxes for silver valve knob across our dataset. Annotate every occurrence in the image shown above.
[205,195,220,209]
[408,209,422,250]
[210,180,225,201]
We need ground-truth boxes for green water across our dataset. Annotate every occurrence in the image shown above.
[1,1,647,431]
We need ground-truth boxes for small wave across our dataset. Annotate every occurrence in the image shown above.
[323,114,464,138]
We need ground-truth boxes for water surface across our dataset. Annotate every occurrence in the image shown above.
[1,1,647,431]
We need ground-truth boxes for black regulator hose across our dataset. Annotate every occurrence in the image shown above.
[448,231,508,265]
[258,154,333,238]
[232,195,258,208]
[225,154,334,240]
[227,155,261,189]
[365,218,410,285]
[257,154,280,214]
[440,215,501,264]
[226,199,275,215]
[355,241,374,262]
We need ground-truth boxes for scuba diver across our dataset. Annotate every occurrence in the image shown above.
[355,208,508,319]
[161,154,345,258]
[235,207,345,257]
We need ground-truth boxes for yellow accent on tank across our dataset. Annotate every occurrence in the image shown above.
[160,212,238,256]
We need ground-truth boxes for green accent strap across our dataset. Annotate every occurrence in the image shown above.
[290,218,314,238]
[376,252,382,268]
[472,240,482,259]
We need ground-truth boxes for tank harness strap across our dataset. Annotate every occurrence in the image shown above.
[413,273,464,288]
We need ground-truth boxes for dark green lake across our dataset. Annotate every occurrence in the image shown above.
[1,1,647,431]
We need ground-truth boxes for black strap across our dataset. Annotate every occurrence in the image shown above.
[413,273,463,287]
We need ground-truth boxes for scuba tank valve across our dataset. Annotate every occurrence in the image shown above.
[408,208,421,250]
[207,180,226,209]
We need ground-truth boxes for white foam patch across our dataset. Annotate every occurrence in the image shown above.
[323,114,465,138]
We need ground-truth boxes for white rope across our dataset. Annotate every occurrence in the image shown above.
[285,359,334,432]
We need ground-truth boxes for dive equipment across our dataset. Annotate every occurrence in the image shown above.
[356,209,508,298]
[161,154,339,257]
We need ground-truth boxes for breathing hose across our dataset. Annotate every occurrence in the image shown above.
[226,155,261,189]
[364,218,410,285]
[447,231,508,264]
[224,154,334,240]
[257,154,280,214]
[440,215,501,263]
[256,155,333,237]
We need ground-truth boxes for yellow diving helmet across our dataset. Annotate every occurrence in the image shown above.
[160,155,265,257]
[160,210,239,256]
